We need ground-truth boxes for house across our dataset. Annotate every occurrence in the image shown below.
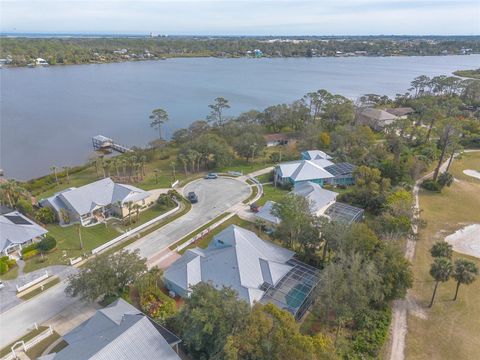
[274,160,334,187]
[40,178,151,226]
[0,210,48,255]
[263,133,296,147]
[385,107,415,118]
[38,298,181,360]
[323,162,356,186]
[164,225,320,320]
[293,182,337,216]
[357,108,398,131]
[301,150,332,161]
[35,58,49,66]
[255,200,281,226]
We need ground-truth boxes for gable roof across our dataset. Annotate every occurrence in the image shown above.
[255,201,281,225]
[164,225,295,305]
[277,160,334,182]
[302,150,332,160]
[42,178,150,216]
[293,182,338,214]
[360,108,398,121]
[385,107,414,117]
[43,299,181,360]
[0,211,48,252]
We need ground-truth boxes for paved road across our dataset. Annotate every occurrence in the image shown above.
[0,177,250,349]
[126,177,251,258]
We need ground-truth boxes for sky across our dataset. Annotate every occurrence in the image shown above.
[1,0,479,36]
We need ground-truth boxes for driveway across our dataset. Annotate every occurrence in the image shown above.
[126,177,251,258]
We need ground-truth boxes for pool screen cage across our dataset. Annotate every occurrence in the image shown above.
[260,258,321,321]
[324,202,364,224]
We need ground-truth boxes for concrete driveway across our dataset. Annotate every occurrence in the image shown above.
[126,177,251,258]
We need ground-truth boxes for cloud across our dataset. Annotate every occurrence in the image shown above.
[1,0,479,35]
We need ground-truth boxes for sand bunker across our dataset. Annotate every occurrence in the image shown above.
[463,169,480,180]
[445,224,480,258]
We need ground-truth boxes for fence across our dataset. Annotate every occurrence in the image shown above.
[2,326,54,360]
[69,257,83,266]
[175,212,235,252]
[91,204,180,255]
[171,179,179,188]
[16,271,49,293]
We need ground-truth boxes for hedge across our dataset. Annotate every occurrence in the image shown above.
[21,243,38,255]
[0,256,17,275]
[22,249,39,260]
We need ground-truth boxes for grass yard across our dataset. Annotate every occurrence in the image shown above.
[255,184,289,206]
[0,326,48,358]
[25,332,63,359]
[0,265,19,281]
[19,277,61,301]
[406,151,480,360]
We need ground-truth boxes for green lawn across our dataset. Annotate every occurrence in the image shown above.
[255,172,272,183]
[19,277,61,301]
[25,332,62,359]
[0,326,48,358]
[255,184,289,206]
[406,151,480,360]
[0,265,19,280]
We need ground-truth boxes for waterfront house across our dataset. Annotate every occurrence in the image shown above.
[35,58,49,66]
[40,178,151,227]
[164,225,320,320]
[0,209,48,256]
[38,298,181,360]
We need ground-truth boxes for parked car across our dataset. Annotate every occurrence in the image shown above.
[250,203,260,213]
[187,192,198,203]
[204,173,218,179]
[0,281,4,290]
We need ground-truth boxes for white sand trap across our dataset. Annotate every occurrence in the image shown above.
[463,169,480,180]
[445,224,480,258]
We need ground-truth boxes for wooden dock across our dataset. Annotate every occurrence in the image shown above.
[92,135,132,153]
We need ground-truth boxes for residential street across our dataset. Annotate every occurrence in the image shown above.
[0,176,251,349]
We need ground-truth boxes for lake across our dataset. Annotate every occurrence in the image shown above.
[1,55,480,180]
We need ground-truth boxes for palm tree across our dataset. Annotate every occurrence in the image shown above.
[121,158,128,179]
[430,241,453,259]
[140,155,147,177]
[125,201,133,225]
[50,166,59,183]
[0,180,28,208]
[429,257,453,307]
[178,154,188,176]
[132,203,142,222]
[103,159,111,178]
[112,158,120,178]
[452,259,478,301]
[149,108,169,141]
[62,166,71,184]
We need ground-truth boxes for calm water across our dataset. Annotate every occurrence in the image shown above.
[2,55,480,180]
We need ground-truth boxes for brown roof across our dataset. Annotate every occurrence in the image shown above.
[263,133,296,142]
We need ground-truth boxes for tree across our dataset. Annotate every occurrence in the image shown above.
[35,207,56,224]
[0,180,30,208]
[430,241,453,259]
[15,199,34,216]
[65,250,147,302]
[452,259,478,301]
[178,154,188,176]
[50,166,59,183]
[224,303,334,360]
[233,132,265,162]
[272,194,315,251]
[207,97,230,127]
[432,118,459,182]
[62,166,71,183]
[429,257,452,307]
[171,283,250,360]
[149,108,169,141]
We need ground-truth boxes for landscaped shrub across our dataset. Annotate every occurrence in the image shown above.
[438,172,454,188]
[21,243,38,254]
[157,193,176,209]
[421,179,442,192]
[140,288,177,322]
[15,199,34,216]
[0,261,8,275]
[22,249,39,260]
[37,235,57,252]
[35,207,57,224]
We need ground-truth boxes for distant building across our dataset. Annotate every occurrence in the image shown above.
[301,150,332,161]
[40,178,151,227]
[0,210,48,256]
[164,225,320,320]
[254,49,263,57]
[35,58,49,66]
[357,108,399,131]
[263,133,296,147]
[39,298,181,360]
[385,107,415,118]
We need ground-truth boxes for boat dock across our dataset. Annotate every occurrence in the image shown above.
[92,135,132,153]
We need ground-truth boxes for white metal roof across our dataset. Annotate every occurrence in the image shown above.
[361,108,398,121]
[42,178,150,216]
[0,211,48,252]
[293,182,338,214]
[302,150,332,160]
[255,201,281,225]
[164,225,295,305]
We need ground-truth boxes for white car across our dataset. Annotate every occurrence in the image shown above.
[0,281,4,289]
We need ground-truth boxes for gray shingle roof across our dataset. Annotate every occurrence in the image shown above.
[42,178,150,216]
[42,299,181,360]
[0,211,48,252]
[164,225,295,305]
[361,108,398,121]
